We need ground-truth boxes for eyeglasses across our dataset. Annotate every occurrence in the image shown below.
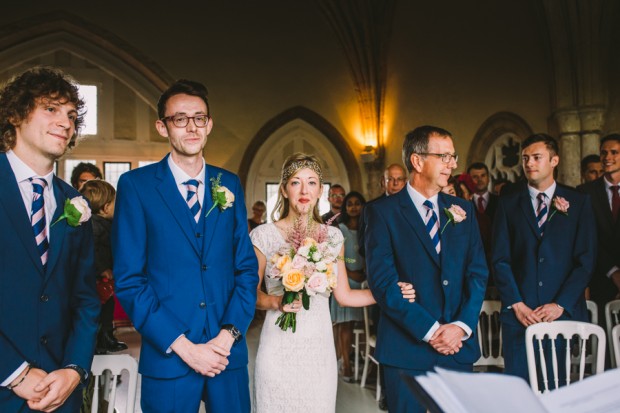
[329,194,345,199]
[416,152,459,164]
[161,114,210,128]
[385,177,407,184]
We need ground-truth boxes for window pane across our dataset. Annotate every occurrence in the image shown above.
[138,161,156,168]
[77,84,97,135]
[104,162,131,188]
[64,159,97,184]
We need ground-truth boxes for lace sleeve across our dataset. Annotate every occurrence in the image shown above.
[250,225,271,258]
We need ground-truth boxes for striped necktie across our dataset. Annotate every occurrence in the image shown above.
[30,177,49,269]
[536,192,548,235]
[423,200,441,254]
[183,179,201,223]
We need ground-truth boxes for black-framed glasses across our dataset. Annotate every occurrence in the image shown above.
[161,114,210,128]
[385,177,407,184]
[416,152,458,164]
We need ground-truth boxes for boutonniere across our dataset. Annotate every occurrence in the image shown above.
[51,197,92,227]
[441,204,467,234]
[548,196,569,222]
[205,172,235,218]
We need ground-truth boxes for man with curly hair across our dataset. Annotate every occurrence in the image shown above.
[0,67,100,412]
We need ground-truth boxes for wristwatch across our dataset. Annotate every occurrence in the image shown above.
[64,364,88,384]
[221,324,242,343]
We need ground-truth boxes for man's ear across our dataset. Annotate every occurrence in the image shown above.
[205,117,214,135]
[155,119,169,138]
[411,153,423,173]
[550,154,559,168]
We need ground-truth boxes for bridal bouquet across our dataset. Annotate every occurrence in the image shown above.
[268,219,341,332]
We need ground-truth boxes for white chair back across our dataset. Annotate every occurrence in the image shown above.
[90,354,139,413]
[586,300,598,325]
[359,281,381,400]
[525,321,605,394]
[612,325,620,368]
[474,300,504,368]
[605,299,620,368]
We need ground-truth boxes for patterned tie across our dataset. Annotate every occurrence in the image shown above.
[423,200,441,254]
[477,195,485,213]
[30,178,49,269]
[611,185,620,224]
[536,192,548,235]
[183,179,201,223]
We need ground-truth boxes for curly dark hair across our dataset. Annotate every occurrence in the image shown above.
[0,67,85,152]
[70,162,103,189]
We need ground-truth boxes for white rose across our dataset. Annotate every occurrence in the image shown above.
[297,246,310,258]
[311,251,322,262]
[305,272,328,296]
[71,197,92,223]
[315,261,327,272]
[218,187,235,209]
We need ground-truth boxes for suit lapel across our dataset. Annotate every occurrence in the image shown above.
[155,157,200,256]
[200,165,222,257]
[45,177,69,277]
[438,193,450,265]
[0,154,44,274]
[518,187,541,240]
[398,190,440,267]
[595,178,615,230]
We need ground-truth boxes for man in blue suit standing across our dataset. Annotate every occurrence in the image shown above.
[365,126,488,412]
[492,133,596,385]
[0,67,100,412]
[112,79,258,412]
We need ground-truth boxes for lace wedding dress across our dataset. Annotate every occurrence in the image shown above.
[250,223,343,413]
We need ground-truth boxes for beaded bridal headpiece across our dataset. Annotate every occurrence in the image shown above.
[282,160,323,183]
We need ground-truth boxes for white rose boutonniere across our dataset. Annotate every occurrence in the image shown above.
[205,172,235,218]
[441,204,467,234]
[548,196,569,222]
[51,197,92,227]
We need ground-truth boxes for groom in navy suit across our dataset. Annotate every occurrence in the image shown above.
[492,133,596,384]
[0,67,100,412]
[112,80,258,412]
[365,126,488,412]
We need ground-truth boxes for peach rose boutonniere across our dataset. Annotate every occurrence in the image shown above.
[205,172,235,218]
[51,197,92,227]
[548,196,569,222]
[441,204,467,234]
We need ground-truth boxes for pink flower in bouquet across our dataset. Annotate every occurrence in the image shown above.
[306,272,328,296]
[292,254,307,269]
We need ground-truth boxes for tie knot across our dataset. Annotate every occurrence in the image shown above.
[183,179,200,190]
[611,185,619,193]
[537,192,546,202]
[423,200,434,210]
[30,177,47,194]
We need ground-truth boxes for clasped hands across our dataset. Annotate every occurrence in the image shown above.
[512,301,564,327]
[172,331,235,378]
[429,324,465,356]
[11,367,81,412]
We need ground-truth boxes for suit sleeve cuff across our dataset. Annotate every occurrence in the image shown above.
[607,266,620,278]
[451,321,472,340]
[1,362,28,387]
[422,322,440,342]
[167,334,186,354]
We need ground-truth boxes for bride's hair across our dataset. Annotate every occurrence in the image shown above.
[272,153,324,223]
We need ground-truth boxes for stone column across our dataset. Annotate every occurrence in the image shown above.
[554,110,581,187]
[579,106,606,157]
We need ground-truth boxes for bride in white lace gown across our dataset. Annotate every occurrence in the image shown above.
[250,153,415,413]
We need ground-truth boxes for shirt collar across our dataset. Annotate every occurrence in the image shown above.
[473,191,489,203]
[603,176,618,190]
[6,149,54,188]
[167,155,205,186]
[407,182,439,209]
[527,181,556,201]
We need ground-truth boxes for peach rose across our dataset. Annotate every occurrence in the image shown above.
[282,269,306,292]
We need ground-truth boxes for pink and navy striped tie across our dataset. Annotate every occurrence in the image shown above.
[423,200,441,254]
[183,179,201,223]
[536,192,548,235]
[30,178,49,269]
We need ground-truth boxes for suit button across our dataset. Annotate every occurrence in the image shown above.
[443,280,449,286]
[202,265,207,271]
[196,233,202,238]
[539,258,545,263]
[40,295,49,302]
[199,302,206,309]
[40,336,47,345]
[539,281,543,287]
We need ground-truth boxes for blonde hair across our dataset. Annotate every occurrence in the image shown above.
[271,153,323,223]
[79,179,116,214]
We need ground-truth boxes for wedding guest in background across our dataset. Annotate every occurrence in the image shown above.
[365,126,488,412]
[79,179,127,354]
[456,173,474,200]
[441,175,464,198]
[580,154,604,184]
[70,162,102,190]
[493,133,596,388]
[0,66,99,412]
[331,191,367,382]
[321,183,345,226]
[492,177,510,196]
[248,200,266,232]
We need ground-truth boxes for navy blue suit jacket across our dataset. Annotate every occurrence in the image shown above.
[112,155,258,379]
[0,153,99,411]
[365,189,488,369]
[492,183,596,326]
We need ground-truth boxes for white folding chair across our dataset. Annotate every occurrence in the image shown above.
[605,299,620,368]
[612,324,620,368]
[352,323,364,381]
[360,303,380,401]
[90,354,139,413]
[525,321,605,394]
[474,300,504,369]
[586,300,598,325]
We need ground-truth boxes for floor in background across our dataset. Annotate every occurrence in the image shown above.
[111,319,385,412]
